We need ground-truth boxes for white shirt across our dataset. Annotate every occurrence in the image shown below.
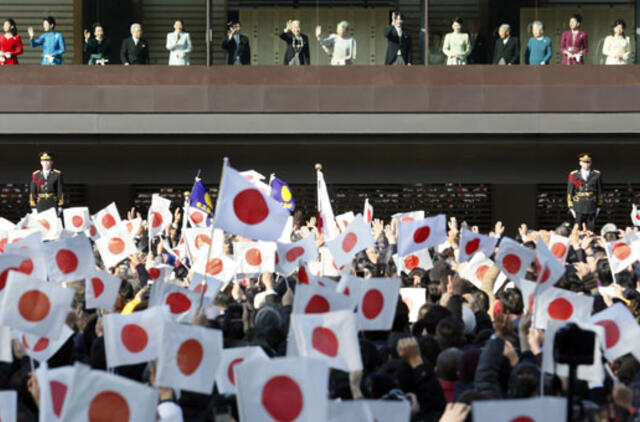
[394,26,403,55]
[43,170,50,179]
[132,37,140,46]
[503,36,510,45]
[581,169,590,181]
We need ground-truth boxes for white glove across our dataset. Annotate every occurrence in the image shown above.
[570,209,576,219]
[596,208,601,218]
[4,52,11,58]
[57,207,62,217]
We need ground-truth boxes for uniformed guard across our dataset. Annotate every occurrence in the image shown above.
[567,152,602,231]
[29,152,64,214]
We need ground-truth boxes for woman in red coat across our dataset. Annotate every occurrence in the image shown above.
[560,14,588,65]
[0,18,24,65]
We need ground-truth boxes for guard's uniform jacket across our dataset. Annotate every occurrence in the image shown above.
[30,169,64,212]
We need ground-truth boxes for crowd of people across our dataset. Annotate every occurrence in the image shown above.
[0,12,633,66]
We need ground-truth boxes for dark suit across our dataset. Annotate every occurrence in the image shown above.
[567,169,603,231]
[30,169,64,212]
[279,31,310,65]
[384,25,412,65]
[221,34,251,65]
[120,37,150,65]
[468,33,487,64]
[493,36,520,65]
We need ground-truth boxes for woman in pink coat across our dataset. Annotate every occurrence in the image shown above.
[561,14,588,65]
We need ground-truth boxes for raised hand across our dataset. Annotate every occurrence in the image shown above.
[84,29,91,42]
[28,27,34,39]
[396,337,423,368]
[315,25,322,38]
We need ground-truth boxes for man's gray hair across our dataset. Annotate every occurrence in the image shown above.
[291,20,301,26]
[499,23,511,32]
[130,23,142,32]
[532,20,544,30]
[338,20,350,31]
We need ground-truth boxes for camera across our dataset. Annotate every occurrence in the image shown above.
[553,322,595,366]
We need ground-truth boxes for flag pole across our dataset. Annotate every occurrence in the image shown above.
[603,241,618,284]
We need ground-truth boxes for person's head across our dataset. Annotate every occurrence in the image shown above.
[43,16,56,32]
[93,23,104,39]
[578,152,592,171]
[3,18,17,36]
[130,23,142,38]
[336,21,349,38]
[452,17,463,33]
[431,32,443,46]
[436,347,462,381]
[508,363,540,398]
[173,19,184,33]
[393,11,404,27]
[291,20,301,36]
[532,20,544,37]
[498,24,511,39]
[39,152,53,170]
[569,14,582,30]
[229,20,241,33]
[435,316,465,349]
[613,18,626,36]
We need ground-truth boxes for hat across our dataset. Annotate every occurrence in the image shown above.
[227,19,240,27]
[39,152,53,161]
[577,152,592,162]
[600,223,617,237]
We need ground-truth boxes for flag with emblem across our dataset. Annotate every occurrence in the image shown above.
[235,357,328,422]
[400,288,427,322]
[460,252,494,289]
[157,283,211,323]
[190,176,214,227]
[472,397,566,422]
[147,194,172,238]
[588,302,640,361]
[269,174,296,211]
[36,208,62,241]
[317,167,339,241]
[63,207,91,233]
[533,287,594,329]
[156,322,223,394]
[292,283,353,315]
[458,227,498,263]
[356,277,401,331]
[3,233,48,281]
[397,214,447,256]
[0,390,17,422]
[19,324,74,363]
[144,262,172,284]
[396,248,433,275]
[234,241,276,274]
[92,202,121,237]
[41,234,95,283]
[85,269,122,310]
[184,227,223,258]
[363,198,374,225]
[548,233,570,263]
[34,363,74,422]
[215,346,269,395]
[605,233,640,274]
[325,215,374,269]
[495,237,535,281]
[192,253,236,286]
[533,237,565,298]
[95,227,137,269]
[276,234,318,276]
[335,211,355,231]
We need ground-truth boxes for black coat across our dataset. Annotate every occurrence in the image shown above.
[468,33,487,64]
[493,36,520,65]
[279,31,310,65]
[30,169,64,212]
[384,25,412,65]
[120,37,150,65]
[567,169,603,214]
[221,34,251,65]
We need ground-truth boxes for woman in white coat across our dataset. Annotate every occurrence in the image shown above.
[166,19,191,65]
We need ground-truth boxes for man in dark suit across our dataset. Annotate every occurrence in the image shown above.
[384,11,412,65]
[221,20,251,65]
[468,21,487,64]
[120,23,150,65]
[279,20,310,65]
[493,23,519,65]
[30,152,64,213]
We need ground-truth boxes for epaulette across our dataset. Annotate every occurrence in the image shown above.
[53,169,61,173]
[571,170,579,174]
[593,169,600,174]
[32,170,40,174]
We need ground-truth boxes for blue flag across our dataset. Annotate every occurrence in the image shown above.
[270,176,295,211]
[190,178,214,225]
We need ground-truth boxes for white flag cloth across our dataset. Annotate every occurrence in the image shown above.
[159,283,212,323]
[144,263,172,284]
[472,397,567,422]
[60,363,158,422]
[4,232,48,282]
[35,363,74,422]
[234,241,276,274]
[396,248,433,275]
[0,326,12,363]
[0,253,40,302]
[460,252,494,289]
[328,400,373,422]
[276,234,318,276]
[95,227,137,269]
[188,206,208,228]
[292,283,353,315]
[392,211,425,223]
[85,222,100,241]
[290,310,362,372]
[325,215,374,269]
[400,288,427,322]
[588,302,640,361]
[533,287,594,329]
[215,346,269,395]
[0,390,17,422]
[632,204,640,227]
[189,269,223,299]
[542,320,605,382]
[235,357,328,422]
[156,322,223,394]
[519,279,537,314]
[363,198,374,225]
[356,277,401,331]
[495,237,535,281]
[311,247,341,278]
[363,400,411,422]
[63,207,91,233]
[119,217,142,238]
[184,227,223,258]
[36,208,62,241]
[0,271,73,338]
[317,169,339,241]
[397,214,447,256]
[335,211,355,231]
[336,274,363,312]
[41,234,95,283]
[147,194,173,238]
[214,163,290,241]
[19,324,74,363]
[92,202,121,237]
[457,227,498,263]
[605,233,640,274]
[103,306,166,368]
[548,233,570,263]
[533,237,565,299]
[85,270,122,310]
[192,253,236,285]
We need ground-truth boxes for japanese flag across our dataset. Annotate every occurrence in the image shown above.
[184,227,222,257]
[147,194,172,238]
[533,287,594,329]
[0,271,73,338]
[472,397,566,422]
[0,390,17,422]
[397,248,433,275]
[632,204,640,227]
[85,270,122,310]
[548,233,570,263]
[95,227,137,269]
[214,163,290,241]
[336,274,363,311]
[120,217,142,238]
[533,237,565,298]
[156,322,223,394]
[189,269,224,299]
[357,277,401,331]
[63,207,91,233]
[363,198,374,225]
[292,283,353,315]
[458,227,498,263]
[276,234,318,276]
[291,310,362,372]
[41,234,95,283]
[188,206,208,228]
[0,231,8,253]
[234,241,276,274]
[160,283,211,323]
[400,288,427,322]
[588,302,640,361]
[215,346,269,395]
[606,233,640,274]
[317,168,339,241]
[85,222,100,241]
[495,237,535,281]
[460,252,495,289]
[325,214,374,269]
[37,208,62,240]
[363,400,411,422]
[393,210,425,223]
[397,214,447,256]
[241,169,269,193]
[310,247,342,277]
[335,211,355,231]
[8,228,40,245]
[3,236,48,284]
[519,279,537,314]
[235,357,328,422]
[92,202,121,237]
[19,323,74,363]
[0,326,11,363]
[0,253,40,302]
[145,262,172,283]
[103,306,166,368]
[34,363,74,422]
[192,253,236,285]
[328,400,373,422]
[60,363,158,422]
